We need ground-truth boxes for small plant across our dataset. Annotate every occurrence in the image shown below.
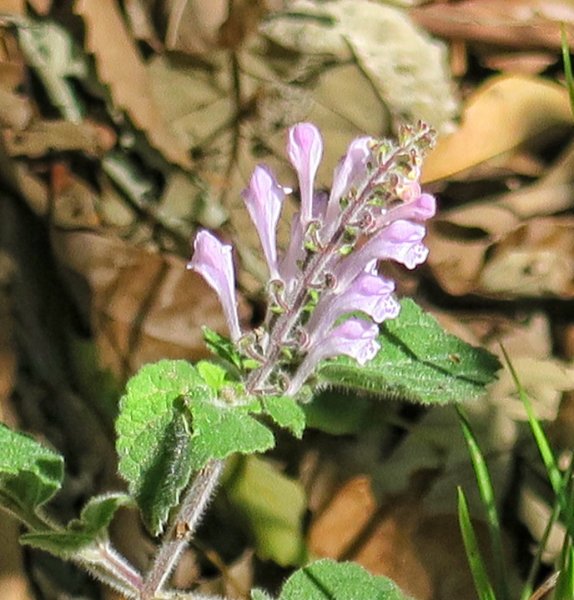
[0,122,500,599]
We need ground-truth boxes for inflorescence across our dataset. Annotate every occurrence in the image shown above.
[188,121,436,397]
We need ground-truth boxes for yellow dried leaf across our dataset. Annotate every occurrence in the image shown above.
[74,0,192,169]
[422,75,572,182]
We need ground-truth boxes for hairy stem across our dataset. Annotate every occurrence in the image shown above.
[141,459,225,599]
[76,541,143,598]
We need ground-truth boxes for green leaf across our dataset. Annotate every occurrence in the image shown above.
[317,299,501,405]
[188,396,275,470]
[21,493,132,557]
[457,407,509,600]
[0,424,64,523]
[303,389,372,435]
[262,396,306,438]
[203,327,246,372]
[116,360,276,535]
[196,360,228,391]
[278,559,413,599]
[224,455,307,567]
[116,360,207,534]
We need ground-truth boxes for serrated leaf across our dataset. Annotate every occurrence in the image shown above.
[21,493,132,557]
[0,424,64,522]
[116,360,276,534]
[203,327,241,366]
[116,360,210,534]
[196,360,228,391]
[278,559,413,600]
[317,299,501,405]
[262,396,306,438]
[225,455,307,567]
[189,397,275,470]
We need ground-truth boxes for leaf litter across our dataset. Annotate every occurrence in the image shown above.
[1,0,574,598]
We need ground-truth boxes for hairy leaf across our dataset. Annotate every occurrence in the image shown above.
[21,493,132,557]
[317,299,501,405]
[277,559,413,599]
[0,424,64,522]
[116,360,276,534]
[261,396,306,438]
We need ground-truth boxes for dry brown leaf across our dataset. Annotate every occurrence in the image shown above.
[480,51,557,74]
[0,0,23,13]
[158,0,267,53]
[422,75,571,182]
[0,254,32,600]
[0,518,34,600]
[25,0,51,14]
[0,87,31,130]
[411,0,574,50]
[51,230,251,378]
[308,476,487,600]
[74,0,192,169]
[480,217,574,297]
[428,216,574,298]
[3,119,115,158]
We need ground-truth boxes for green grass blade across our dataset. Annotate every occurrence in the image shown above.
[561,24,574,119]
[457,487,497,600]
[500,346,573,533]
[457,406,509,600]
[555,540,574,600]
[520,497,561,600]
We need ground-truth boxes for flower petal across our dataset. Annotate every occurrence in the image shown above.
[334,220,428,292]
[287,318,380,394]
[242,165,285,279]
[287,123,323,226]
[324,136,373,233]
[187,230,241,341]
[306,272,399,338]
[376,192,436,228]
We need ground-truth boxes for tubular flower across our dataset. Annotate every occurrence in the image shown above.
[287,123,323,228]
[242,165,286,280]
[287,319,380,395]
[187,230,241,342]
[188,121,437,396]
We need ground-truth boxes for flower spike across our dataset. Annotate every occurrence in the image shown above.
[190,120,436,396]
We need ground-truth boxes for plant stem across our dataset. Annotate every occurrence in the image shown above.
[76,541,144,598]
[141,459,225,600]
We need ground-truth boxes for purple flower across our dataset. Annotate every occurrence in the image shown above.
[375,192,436,228]
[242,165,286,279]
[287,123,323,227]
[305,270,399,339]
[334,220,428,293]
[323,136,374,235]
[287,318,380,394]
[187,230,241,342]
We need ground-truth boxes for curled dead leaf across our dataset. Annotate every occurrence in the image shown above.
[74,0,192,169]
[3,119,115,158]
[422,75,572,183]
[411,0,574,51]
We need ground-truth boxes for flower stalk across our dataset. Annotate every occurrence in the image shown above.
[188,121,436,398]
